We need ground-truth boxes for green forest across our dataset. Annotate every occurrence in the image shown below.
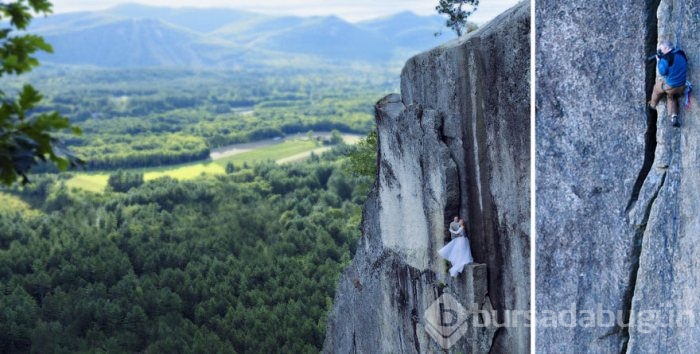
[1,146,373,352]
[1,2,388,351]
[3,67,395,170]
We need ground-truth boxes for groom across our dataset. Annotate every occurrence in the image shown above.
[449,216,460,239]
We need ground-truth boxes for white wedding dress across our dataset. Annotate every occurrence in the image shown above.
[438,226,474,277]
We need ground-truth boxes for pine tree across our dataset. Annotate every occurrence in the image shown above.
[436,0,479,36]
[225,162,235,174]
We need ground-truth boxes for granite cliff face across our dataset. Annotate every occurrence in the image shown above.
[537,0,700,352]
[323,3,530,353]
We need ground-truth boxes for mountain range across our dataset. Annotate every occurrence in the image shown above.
[30,4,460,69]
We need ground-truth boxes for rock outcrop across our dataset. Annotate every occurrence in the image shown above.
[323,2,530,353]
[537,0,700,352]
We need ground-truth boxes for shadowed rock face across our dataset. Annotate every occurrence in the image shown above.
[323,2,529,353]
[537,0,700,352]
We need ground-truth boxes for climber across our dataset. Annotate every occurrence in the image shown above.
[648,40,688,127]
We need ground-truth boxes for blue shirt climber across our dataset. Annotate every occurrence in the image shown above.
[657,47,687,88]
[649,41,688,127]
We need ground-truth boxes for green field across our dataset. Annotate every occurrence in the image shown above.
[66,138,331,193]
[0,192,41,218]
[214,139,318,166]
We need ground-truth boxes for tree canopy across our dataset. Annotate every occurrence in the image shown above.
[436,0,479,37]
[346,129,377,179]
[0,149,367,352]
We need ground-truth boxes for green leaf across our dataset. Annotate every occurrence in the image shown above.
[3,54,19,70]
[6,2,32,30]
[28,0,53,14]
[18,84,42,111]
[53,156,69,171]
[26,34,53,53]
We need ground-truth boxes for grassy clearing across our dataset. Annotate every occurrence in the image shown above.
[143,162,225,181]
[0,192,40,218]
[214,139,317,167]
[277,146,332,164]
[66,174,110,193]
[65,139,326,193]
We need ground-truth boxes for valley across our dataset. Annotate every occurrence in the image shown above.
[66,131,363,193]
[0,52,387,352]
[0,2,447,352]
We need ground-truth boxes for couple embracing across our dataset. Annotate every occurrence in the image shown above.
[438,216,474,277]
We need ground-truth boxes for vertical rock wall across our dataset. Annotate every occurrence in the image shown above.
[536,0,649,351]
[537,0,700,352]
[324,2,530,353]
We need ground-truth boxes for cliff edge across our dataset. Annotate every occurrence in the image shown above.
[323,2,530,353]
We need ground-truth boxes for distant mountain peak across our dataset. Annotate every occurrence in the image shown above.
[32,4,465,68]
[358,11,438,24]
[383,10,422,19]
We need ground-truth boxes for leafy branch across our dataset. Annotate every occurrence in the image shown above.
[0,0,82,185]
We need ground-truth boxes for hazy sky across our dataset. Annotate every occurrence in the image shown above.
[51,0,523,23]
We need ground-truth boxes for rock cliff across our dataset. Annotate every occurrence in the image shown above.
[323,2,530,353]
[537,0,700,352]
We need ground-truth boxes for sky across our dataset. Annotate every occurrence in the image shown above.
[51,0,523,24]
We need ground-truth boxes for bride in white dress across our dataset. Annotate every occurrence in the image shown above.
[438,219,474,277]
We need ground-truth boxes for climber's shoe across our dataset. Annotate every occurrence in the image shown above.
[671,115,680,127]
